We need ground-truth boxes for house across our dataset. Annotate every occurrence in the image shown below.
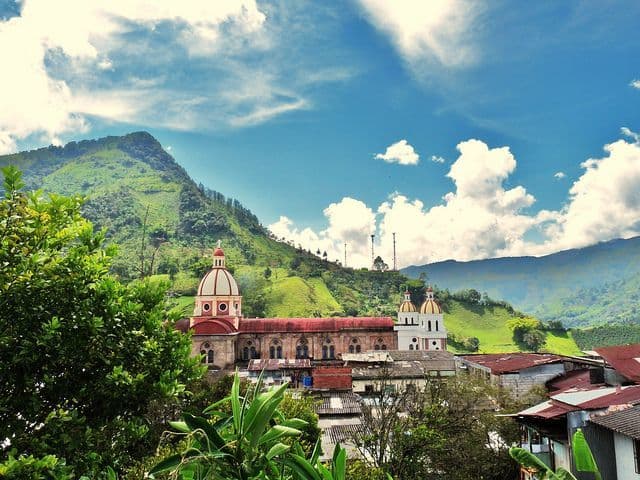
[515,383,640,479]
[594,344,640,385]
[458,353,592,398]
[587,405,640,480]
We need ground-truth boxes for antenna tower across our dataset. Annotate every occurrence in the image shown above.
[393,232,397,271]
[370,234,375,268]
[344,242,347,268]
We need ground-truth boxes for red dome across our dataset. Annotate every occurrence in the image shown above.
[213,247,224,257]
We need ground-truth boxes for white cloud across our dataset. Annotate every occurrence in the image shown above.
[0,1,349,152]
[375,139,420,165]
[630,79,640,89]
[355,0,481,69]
[273,132,640,267]
[430,155,445,163]
[621,127,640,143]
[539,135,640,252]
[554,171,566,179]
[269,198,376,267]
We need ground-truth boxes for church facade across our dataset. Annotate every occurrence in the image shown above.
[177,246,446,370]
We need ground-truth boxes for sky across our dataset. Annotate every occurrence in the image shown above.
[2,0,640,268]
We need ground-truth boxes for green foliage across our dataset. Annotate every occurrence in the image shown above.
[509,429,601,480]
[0,168,203,475]
[279,393,321,456]
[572,323,640,349]
[353,373,519,480]
[0,452,73,479]
[151,372,346,480]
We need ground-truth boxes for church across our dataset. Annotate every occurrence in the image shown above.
[176,245,447,370]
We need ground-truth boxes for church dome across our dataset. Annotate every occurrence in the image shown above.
[399,301,417,312]
[398,290,417,312]
[419,299,442,314]
[196,247,240,296]
[420,286,442,314]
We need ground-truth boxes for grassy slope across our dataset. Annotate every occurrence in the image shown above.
[444,301,582,355]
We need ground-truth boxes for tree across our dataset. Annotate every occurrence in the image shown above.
[0,167,203,475]
[352,369,519,480]
[523,330,546,352]
[372,256,388,272]
[264,266,272,280]
[151,372,347,480]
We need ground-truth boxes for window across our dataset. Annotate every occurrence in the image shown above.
[409,344,414,350]
[296,344,309,359]
[270,346,275,359]
[329,345,335,359]
[201,342,214,365]
[203,303,210,312]
[243,347,249,360]
[381,344,387,350]
[374,345,380,351]
[322,345,328,359]
[428,320,432,331]
[207,350,214,364]
[355,345,361,353]
[435,321,439,331]
[250,346,258,359]
[349,345,355,353]
[634,439,640,473]
[219,303,227,312]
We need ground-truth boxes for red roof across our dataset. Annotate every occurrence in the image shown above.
[595,344,640,383]
[213,247,224,256]
[191,318,237,334]
[460,353,565,374]
[238,317,394,333]
[548,369,596,393]
[578,385,640,409]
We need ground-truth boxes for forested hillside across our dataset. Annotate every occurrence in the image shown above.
[0,132,582,354]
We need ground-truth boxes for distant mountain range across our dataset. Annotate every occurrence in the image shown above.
[402,237,640,327]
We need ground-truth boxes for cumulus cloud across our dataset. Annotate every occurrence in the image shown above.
[375,139,420,165]
[630,79,640,89]
[274,139,542,266]
[554,171,566,179]
[430,155,445,163]
[269,198,376,267]
[355,0,481,70]
[273,132,640,267]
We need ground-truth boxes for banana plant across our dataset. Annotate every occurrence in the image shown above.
[149,371,348,480]
[509,429,601,480]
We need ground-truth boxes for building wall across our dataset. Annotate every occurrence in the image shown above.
[615,433,640,480]
[313,367,352,390]
[498,363,565,398]
[192,335,237,369]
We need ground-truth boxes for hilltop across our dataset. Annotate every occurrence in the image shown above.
[403,237,640,328]
[0,132,580,355]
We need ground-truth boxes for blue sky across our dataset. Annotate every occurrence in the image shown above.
[1,0,640,267]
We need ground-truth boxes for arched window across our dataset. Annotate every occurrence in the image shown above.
[296,338,309,359]
[435,321,439,331]
[329,345,335,359]
[243,347,249,361]
[355,345,361,353]
[381,344,387,350]
[250,346,258,359]
[322,345,328,359]
[409,344,414,350]
[374,344,380,351]
[428,320,432,331]
[349,345,355,353]
[270,346,276,359]
[277,345,282,358]
[201,342,214,365]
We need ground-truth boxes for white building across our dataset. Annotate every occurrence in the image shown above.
[394,287,447,351]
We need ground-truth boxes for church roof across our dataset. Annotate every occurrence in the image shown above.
[399,300,417,312]
[191,318,238,334]
[197,267,239,296]
[419,299,442,314]
[239,316,394,333]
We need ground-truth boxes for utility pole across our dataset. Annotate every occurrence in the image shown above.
[370,234,375,268]
[393,232,397,271]
[344,242,347,268]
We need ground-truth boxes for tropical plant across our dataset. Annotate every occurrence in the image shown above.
[509,429,601,480]
[150,372,346,480]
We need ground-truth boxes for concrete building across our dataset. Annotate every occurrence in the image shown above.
[394,287,447,351]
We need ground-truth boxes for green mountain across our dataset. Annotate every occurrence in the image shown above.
[402,238,640,328]
[0,131,580,354]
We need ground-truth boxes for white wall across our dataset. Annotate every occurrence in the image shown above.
[615,433,640,480]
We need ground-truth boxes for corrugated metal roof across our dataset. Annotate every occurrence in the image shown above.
[589,405,640,439]
[594,344,640,383]
[547,369,595,393]
[247,358,311,371]
[459,353,565,374]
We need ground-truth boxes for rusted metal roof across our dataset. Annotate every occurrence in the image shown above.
[247,358,311,371]
[314,392,362,416]
[239,317,394,333]
[459,353,565,374]
[547,369,596,393]
[589,405,640,439]
[594,344,640,383]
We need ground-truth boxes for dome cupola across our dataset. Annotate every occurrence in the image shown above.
[399,290,417,312]
[419,286,442,314]
[193,242,242,319]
